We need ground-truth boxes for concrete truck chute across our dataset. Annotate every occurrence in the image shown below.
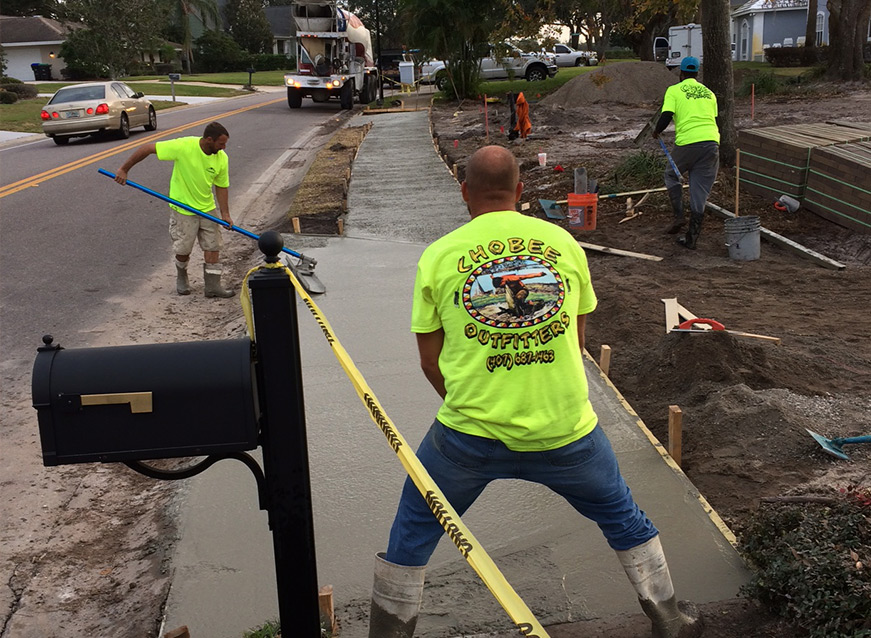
[284,0,378,109]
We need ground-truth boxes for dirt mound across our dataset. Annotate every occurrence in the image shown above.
[541,61,678,108]
[631,331,833,402]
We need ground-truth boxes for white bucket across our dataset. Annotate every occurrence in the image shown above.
[538,152,547,166]
[724,216,761,261]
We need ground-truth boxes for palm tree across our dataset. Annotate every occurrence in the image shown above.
[173,0,220,73]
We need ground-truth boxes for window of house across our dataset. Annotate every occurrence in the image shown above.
[816,12,825,46]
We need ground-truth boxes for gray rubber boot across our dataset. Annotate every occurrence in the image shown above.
[677,215,703,250]
[175,259,191,296]
[203,263,234,298]
[664,187,685,234]
[616,536,704,638]
[368,552,426,638]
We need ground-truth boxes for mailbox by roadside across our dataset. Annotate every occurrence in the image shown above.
[31,231,323,636]
[168,73,181,101]
[32,337,258,466]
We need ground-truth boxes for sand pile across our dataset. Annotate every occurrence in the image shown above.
[542,61,679,108]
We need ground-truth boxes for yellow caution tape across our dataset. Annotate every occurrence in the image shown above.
[241,261,551,637]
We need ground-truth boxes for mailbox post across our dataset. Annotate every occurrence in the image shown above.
[168,73,181,102]
[32,231,324,636]
[248,232,321,636]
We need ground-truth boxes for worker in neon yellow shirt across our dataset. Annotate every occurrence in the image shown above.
[653,56,720,249]
[115,122,234,297]
[368,145,702,638]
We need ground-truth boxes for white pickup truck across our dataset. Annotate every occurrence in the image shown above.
[551,43,598,67]
[420,44,558,91]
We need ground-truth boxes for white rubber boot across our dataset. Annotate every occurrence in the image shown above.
[175,259,191,295]
[616,535,704,638]
[203,263,234,298]
[368,552,426,638]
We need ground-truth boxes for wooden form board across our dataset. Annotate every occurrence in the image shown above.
[738,122,871,202]
[661,298,711,333]
[804,140,871,233]
[577,241,662,262]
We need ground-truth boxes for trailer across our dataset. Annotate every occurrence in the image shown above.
[284,0,379,109]
[653,23,703,70]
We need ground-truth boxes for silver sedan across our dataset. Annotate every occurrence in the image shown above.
[40,81,157,145]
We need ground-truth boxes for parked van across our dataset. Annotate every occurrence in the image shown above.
[653,23,703,70]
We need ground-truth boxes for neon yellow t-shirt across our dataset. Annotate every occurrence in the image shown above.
[662,78,719,146]
[155,136,229,215]
[411,210,599,451]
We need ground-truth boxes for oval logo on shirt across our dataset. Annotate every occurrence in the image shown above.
[463,256,564,329]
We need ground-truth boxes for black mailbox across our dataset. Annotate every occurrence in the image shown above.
[168,73,181,81]
[32,337,259,466]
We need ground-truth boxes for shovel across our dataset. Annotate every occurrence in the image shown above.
[806,428,871,460]
[99,169,326,294]
[538,199,566,219]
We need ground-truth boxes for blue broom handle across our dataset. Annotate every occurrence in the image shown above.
[98,168,306,260]
[837,435,871,445]
[658,138,683,181]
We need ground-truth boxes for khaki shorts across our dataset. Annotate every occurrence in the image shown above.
[169,210,224,255]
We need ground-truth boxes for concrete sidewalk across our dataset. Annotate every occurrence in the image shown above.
[161,106,749,638]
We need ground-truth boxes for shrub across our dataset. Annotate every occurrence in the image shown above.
[764,46,825,67]
[194,30,252,73]
[0,83,38,98]
[610,150,664,190]
[0,76,23,84]
[739,487,871,638]
[736,71,783,97]
[250,53,293,72]
[0,90,19,104]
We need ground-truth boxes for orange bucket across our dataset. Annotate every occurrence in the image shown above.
[566,193,598,230]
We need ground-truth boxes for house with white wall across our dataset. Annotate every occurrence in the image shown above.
[729,0,862,62]
[0,15,69,81]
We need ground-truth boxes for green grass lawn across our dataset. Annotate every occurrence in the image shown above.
[0,98,183,134]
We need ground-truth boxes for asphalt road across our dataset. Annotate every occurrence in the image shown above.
[0,90,338,367]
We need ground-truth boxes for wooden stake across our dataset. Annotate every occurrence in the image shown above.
[319,585,338,636]
[452,163,458,179]
[668,405,682,467]
[735,149,740,217]
[599,345,612,377]
[337,218,344,234]
[292,217,300,234]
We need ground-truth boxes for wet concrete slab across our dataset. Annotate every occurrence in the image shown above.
[163,109,749,638]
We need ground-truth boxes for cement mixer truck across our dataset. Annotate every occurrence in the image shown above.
[284,1,379,109]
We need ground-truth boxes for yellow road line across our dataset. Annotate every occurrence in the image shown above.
[0,97,284,199]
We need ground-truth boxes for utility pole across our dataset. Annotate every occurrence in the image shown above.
[375,0,383,105]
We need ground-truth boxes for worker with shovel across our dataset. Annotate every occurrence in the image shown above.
[652,56,720,249]
[115,121,235,298]
[368,145,703,638]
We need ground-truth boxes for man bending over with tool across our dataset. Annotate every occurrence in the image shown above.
[368,145,703,638]
[653,56,720,249]
[115,121,235,297]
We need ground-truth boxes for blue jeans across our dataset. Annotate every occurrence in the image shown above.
[385,421,658,566]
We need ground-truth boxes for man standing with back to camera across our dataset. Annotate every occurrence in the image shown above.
[115,121,235,298]
[367,145,703,638]
[653,56,720,249]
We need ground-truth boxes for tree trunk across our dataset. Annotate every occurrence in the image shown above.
[827,0,870,81]
[805,0,818,46]
[701,0,737,167]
